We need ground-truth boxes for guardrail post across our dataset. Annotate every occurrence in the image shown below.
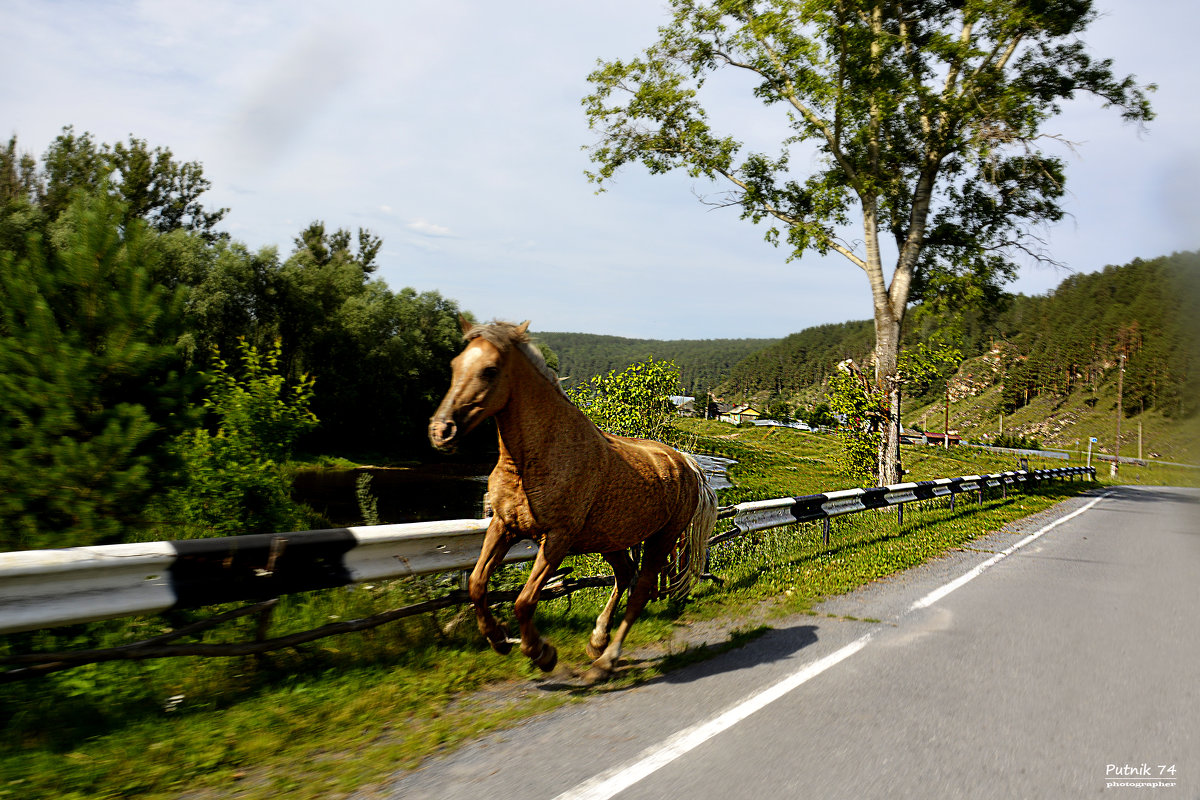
[254,603,276,643]
[897,503,904,528]
[822,517,830,546]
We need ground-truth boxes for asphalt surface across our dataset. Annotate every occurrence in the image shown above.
[366,486,1200,800]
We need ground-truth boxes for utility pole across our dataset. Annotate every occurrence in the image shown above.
[1112,354,1125,477]
[1138,420,1143,461]
[944,381,951,449]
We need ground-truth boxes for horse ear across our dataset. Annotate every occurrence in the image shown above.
[516,320,531,335]
[458,314,474,335]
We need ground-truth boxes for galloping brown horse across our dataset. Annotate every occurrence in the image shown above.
[428,319,717,683]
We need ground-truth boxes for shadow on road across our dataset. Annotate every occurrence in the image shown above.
[658,622,820,686]
[1096,485,1200,505]
[536,622,821,695]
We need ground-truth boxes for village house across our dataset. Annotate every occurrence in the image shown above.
[669,395,696,416]
[719,403,761,425]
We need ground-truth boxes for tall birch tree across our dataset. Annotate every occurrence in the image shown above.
[583,0,1153,483]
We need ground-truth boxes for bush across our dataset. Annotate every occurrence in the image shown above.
[826,368,881,482]
[566,357,681,442]
[990,433,1044,450]
[164,338,317,538]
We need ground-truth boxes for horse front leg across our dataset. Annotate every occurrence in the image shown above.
[469,518,518,655]
[514,543,565,672]
[587,549,636,660]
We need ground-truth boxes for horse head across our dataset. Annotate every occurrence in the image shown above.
[428,317,530,452]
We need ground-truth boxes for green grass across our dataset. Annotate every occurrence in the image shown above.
[673,420,1100,617]
[0,419,1146,800]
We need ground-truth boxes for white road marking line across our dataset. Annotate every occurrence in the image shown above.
[553,491,1112,800]
[909,491,1111,611]
[553,632,875,800]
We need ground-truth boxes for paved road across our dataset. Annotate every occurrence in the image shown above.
[369,486,1199,800]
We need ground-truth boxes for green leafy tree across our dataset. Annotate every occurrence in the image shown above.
[271,220,386,381]
[151,216,465,458]
[8,126,227,240]
[257,222,464,456]
[105,136,228,239]
[157,233,283,362]
[167,339,317,538]
[899,338,962,399]
[567,357,682,442]
[584,0,1153,483]
[803,400,835,429]
[828,338,960,483]
[0,192,189,551]
[765,398,793,421]
[1,138,49,258]
[0,136,40,207]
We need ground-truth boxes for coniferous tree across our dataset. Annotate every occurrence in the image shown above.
[0,191,190,550]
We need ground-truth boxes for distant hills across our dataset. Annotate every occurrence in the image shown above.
[533,332,778,397]
[535,251,1199,456]
[716,319,876,398]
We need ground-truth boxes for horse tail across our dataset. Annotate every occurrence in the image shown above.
[660,454,718,600]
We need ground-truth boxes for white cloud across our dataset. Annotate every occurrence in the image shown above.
[407,220,455,238]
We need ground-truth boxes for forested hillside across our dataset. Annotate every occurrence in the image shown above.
[716,252,1200,423]
[535,331,777,396]
[717,320,876,397]
[978,252,1200,418]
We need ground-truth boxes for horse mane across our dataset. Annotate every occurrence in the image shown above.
[463,320,568,398]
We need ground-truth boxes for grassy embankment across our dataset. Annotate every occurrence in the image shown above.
[2,419,1168,800]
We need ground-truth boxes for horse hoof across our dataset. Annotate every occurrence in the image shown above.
[581,664,611,685]
[491,638,513,656]
[535,644,558,672]
[586,639,607,660]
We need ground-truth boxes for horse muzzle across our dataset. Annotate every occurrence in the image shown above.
[428,417,459,452]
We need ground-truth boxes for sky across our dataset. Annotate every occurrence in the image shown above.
[3,1,1197,340]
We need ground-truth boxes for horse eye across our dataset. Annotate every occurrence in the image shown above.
[481,366,500,381]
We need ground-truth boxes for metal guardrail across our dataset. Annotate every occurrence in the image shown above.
[960,443,1071,460]
[0,467,1094,637]
[720,467,1094,534]
[0,520,535,636]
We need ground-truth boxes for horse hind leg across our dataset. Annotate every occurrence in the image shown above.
[583,527,678,685]
[587,549,636,660]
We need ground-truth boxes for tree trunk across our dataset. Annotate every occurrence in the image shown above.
[870,162,938,487]
[874,310,902,486]
[862,194,905,487]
